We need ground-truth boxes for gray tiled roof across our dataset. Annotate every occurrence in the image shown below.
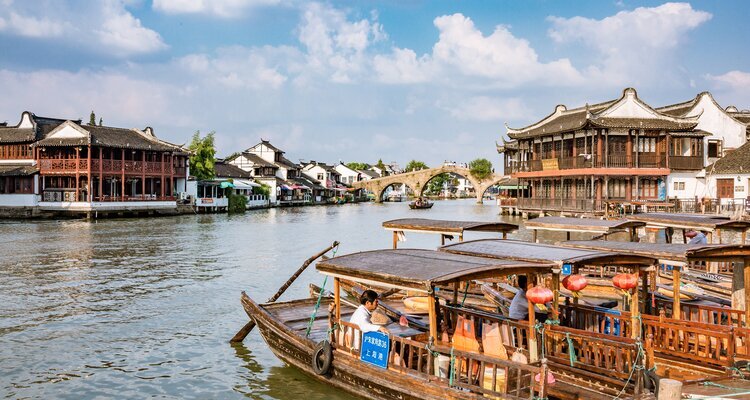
[0,164,38,176]
[241,153,276,168]
[707,141,750,174]
[35,124,182,152]
[0,127,36,143]
[215,161,253,179]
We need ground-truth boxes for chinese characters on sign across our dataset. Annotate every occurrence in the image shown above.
[360,331,390,369]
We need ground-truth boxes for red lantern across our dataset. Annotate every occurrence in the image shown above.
[527,286,554,305]
[613,273,638,291]
[562,275,588,292]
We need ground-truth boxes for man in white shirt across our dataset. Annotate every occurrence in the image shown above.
[508,275,529,320]
[350,290,389,334]
[686,230,708,245]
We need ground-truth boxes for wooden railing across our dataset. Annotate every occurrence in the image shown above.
[654,299,745,328]
[640,313,734,367]
[560,303,632,339]
[333,320,543,399]
[440,304,531,351]
[517,198,606,213]
[669,156,704,170]
[40,158,177,175]
[543,325,638,381]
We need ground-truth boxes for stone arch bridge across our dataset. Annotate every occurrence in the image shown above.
[351,165,509,204]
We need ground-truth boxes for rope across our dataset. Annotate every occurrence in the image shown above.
[700,381,746,391]
[460,282,470,307]
[565,332,577,367]
[612,340,645,400]
[304,245,339,338]
[448,346,456,387]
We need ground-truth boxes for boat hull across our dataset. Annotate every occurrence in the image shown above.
[240,292,482,400]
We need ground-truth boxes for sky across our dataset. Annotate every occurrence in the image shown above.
[1,0,749,169]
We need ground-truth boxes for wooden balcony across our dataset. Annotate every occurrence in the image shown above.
[669,156,704,170]
[506,154,668,174]
[39,158,182,175]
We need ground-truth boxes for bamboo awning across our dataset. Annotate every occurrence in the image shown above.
[382,218,518,235]
[316,249,553,291]
[440,239,657,266]
[627,213,750,232]
[524,216,645,234]
[560,240,750,262]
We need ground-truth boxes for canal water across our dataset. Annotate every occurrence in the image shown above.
[0,199,553,399]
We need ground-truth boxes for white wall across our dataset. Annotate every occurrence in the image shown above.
[708,174,750,199]
[688,94,747,160]
[667,171,706,199]
[0,194,38,207]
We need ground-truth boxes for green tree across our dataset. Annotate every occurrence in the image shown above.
[254,182,271,197]
[346,162,369,171]
[224,152,242,162]
[404,160,428,172]
[188,130,217,181]
[89,111,96,125]
[227,192,247,213]
[375,159,386,171]
[469,158,493,180]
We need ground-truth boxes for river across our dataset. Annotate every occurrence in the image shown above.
[0,199,556,399]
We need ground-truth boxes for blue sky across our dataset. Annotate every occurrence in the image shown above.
[1,1,748,168]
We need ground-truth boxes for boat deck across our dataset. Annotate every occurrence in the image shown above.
[263,298,349,342]
[683,378,750,398]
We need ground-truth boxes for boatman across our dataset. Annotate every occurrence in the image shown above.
[686,229,708,245]
[508,275,529,320]
[350,290,389,334]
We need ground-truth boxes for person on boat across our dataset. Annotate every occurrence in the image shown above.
[686,229,708,245]
[508,275,529,320]
[350,290,389,334]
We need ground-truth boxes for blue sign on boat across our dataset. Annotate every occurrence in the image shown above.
[562,263,572,276]
[360,331,390,369]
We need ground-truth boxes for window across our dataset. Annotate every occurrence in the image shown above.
[637,137,656,153]
[708,140,722,158]
[673,181,685,191]
[317,173,324,180]
[608,179,627,199]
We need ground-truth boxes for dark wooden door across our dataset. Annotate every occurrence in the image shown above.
[717,178,734,199]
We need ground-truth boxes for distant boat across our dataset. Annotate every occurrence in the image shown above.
[386,193,405,202]
[409,200,433,209]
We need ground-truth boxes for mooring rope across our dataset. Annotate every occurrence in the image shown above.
[304,247,338,337]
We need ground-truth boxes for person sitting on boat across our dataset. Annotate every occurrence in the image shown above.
[350,290,389,334]
[686,229,708,245]
[508,275,529,320]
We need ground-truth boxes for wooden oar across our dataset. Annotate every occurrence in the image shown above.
[230,241,340,343]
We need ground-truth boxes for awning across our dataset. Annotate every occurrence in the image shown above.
[280,184,292,190]
[290,184,310,190]
[220,181,235,189]
[233,179,261,189]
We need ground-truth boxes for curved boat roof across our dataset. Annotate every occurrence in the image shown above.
[316,249,552,291]
[440,239,656,266]
[560,240,750,262]
[524,216,645,234]
[382,218,518,234]
[627,213,750,231]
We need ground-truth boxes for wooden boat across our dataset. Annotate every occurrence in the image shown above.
[408,201,433,209]
[382,218,518,248]
[241,249,554,400]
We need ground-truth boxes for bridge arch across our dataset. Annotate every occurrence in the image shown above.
[378,182,414,202]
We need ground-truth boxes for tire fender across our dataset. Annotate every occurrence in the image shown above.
[311,340,333,375]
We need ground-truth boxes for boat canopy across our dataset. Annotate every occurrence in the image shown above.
[524,216,645,234]
[560,240,750,262]
[440,239,657,266]
[316,249,553,291]
[627,213,750,232]
[382,218,518,235]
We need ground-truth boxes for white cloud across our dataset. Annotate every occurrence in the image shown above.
[152,0,281,18]
[0,68,170,125]
[2,12,67,38]
[0,0,166,57]
[706,70,750,90]
[374,13,582,88]
[547,2,711,85]
[297,2,385,83]
[442,96,530,122]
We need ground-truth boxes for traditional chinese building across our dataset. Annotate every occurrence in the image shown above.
[499,88,704,215]
[0,111,188,217]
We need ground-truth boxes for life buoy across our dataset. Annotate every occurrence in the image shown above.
[311,340,333,375]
